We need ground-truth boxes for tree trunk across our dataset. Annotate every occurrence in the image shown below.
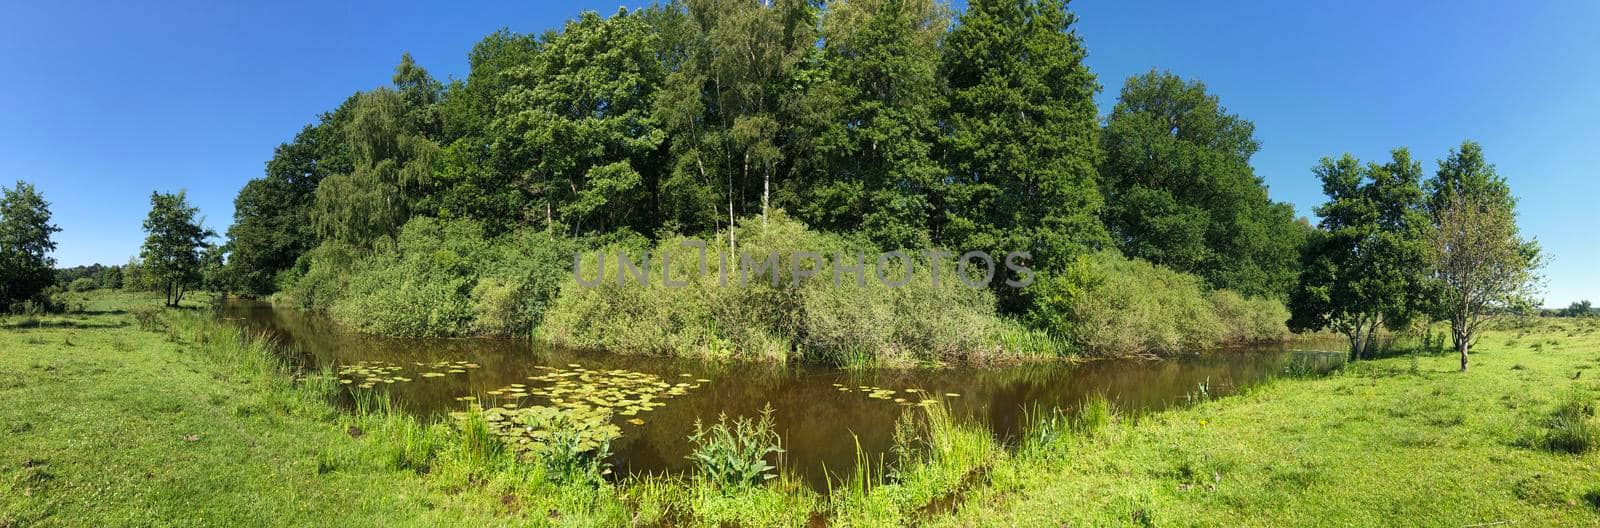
[1458,336,1470,372]
[762,166,770,227]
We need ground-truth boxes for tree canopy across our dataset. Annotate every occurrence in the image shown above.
[141,191,213,306]
[0,181,61,309]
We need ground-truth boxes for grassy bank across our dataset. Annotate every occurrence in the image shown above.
[6,291,1599,526]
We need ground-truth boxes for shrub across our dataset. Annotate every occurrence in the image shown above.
[131,305,164,331]
[687,405,784,490]
[284,218,575,337]
[68,277,97,292]
[1028,250,1224,356]
[541,212,1005,363]
[1208,289,1291,344]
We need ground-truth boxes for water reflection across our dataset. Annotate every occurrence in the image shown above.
[223,300,1342,487]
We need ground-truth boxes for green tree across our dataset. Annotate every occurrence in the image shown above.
[654,0,819,248]
[0,181,61,309]
[227,99,354,296]
[98,266,123,290]
[789,0,949,248]
[1289,150,1432,361]
[312,57,441,247]
[491,9,667,236]
[1425,142,1541,371]
[939,0,1107,304]
[1101,71,1304,298]
[1562,300,1594,317]
[140,191,214,307]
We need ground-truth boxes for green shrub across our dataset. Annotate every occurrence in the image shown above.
[131,305,164,331]
[284,217,575,337]
[687,405,784,490]
[1028,250,1224,356]
[68,277,97,292]
[541,212,1005,363]
[1208,289,1291,344]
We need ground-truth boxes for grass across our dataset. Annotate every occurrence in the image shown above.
[6,290,1600,526]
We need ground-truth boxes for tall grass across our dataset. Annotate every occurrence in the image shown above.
[1540,389,1598,454]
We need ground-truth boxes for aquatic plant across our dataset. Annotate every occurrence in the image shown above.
[687,404,784,491]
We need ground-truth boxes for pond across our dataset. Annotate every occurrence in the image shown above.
[221,300,1343,488]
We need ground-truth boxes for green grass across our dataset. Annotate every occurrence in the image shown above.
[6,291,1600,526]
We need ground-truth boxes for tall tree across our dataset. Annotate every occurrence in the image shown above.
[141,191,213,307]
[789,0,949,248]
[0,181,61,309]
[1100,71,1304,298]
[492,9,667,237]
[313,57,442,248]
[1425,142,1541,371]
[939,0,1106,303]
[227,102,354,296]
[1289,150,1431,361]
[654,0,819,248]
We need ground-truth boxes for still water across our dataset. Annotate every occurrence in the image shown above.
[222,300,1342,486]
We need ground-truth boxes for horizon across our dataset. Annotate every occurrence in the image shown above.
[4,0,1596,306]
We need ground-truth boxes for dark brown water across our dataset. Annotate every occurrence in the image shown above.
[222,300,1342,487]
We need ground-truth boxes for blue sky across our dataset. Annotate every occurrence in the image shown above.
[2,0,1595,306]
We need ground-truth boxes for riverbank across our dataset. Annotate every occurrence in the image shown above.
[5,292,1598,526]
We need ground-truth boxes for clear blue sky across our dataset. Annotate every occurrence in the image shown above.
[3,0,1595,306]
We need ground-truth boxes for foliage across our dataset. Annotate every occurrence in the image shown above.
[492,9,667,237]
[789,0,949,249]
[1289,150,1432,361]
[139,190,214,307]
[0,181,61,311]
[1424,142,1542,371]
[540,213,1007,364]
[1027,250,1225,356]
[68,277,97,292]
[1100,71,1306,298]
[1207,289,1291,345]
[938,0,1107,302]
[290,217,575,337]
[688,405,785,490]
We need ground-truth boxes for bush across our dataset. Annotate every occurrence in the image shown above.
[283,218,576,337]
[1208,289,1291,344]
[1027,250,1224,356]
[68,277,97,292]
[540,212,1005,364]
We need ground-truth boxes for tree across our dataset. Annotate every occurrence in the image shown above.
[491,9,667,237]
[1289,151,1432,361]
[653,0,819,249]
[312,57,441,248]
[227,101,353,296]
[1100,71,1305,298]
[0,181,61,309]
[1425,142,1541,371]
[141,191,213,306]
[98,266,123,290]
[789,0,950,248]
[1561,300,1594,317]
[939,0,1107,306]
